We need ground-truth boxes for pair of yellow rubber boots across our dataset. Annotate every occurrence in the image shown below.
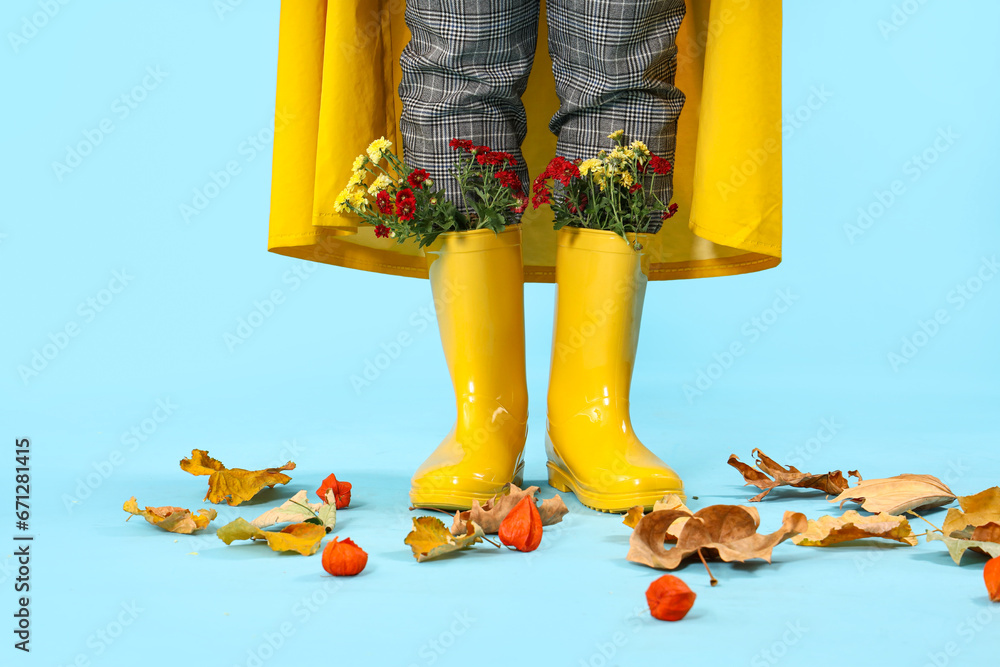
[409,225,684,513]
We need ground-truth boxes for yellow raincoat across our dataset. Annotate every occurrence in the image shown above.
[267,0,782,282]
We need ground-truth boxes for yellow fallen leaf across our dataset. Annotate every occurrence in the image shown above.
[829,474,955,515]
[250,490,336,530]
[623,506,645,529]
[942,487,1000,536]
[792,511,918,547]
[406,516,485,562]
[123,496,216,534]
[927,532,1000,565]
[180,449,295,506]
[216,517,325,556]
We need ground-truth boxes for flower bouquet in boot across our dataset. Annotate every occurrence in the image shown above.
[334,137,527,248]
[336,136,529,510]
[531,129,679,248]
[532,130,685,512]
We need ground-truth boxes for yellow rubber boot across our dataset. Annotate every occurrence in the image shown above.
[410,226,529,510]
[545,227,684,512]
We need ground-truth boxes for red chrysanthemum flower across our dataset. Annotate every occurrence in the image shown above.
[396,188,416,221]
[374,224,391,238]
[661,202,679,220]
[629,182,643,194]
[649,155,673,175]
[375,190,394,215]
[449,138,474,152]
[510,192,528,214]
[495,169,521,192]
[407,168,430,189]
[567,193,588,214]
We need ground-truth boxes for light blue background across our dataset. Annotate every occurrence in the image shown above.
[3,1,999,665]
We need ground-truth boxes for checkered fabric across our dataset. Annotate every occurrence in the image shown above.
[398,0,686,232]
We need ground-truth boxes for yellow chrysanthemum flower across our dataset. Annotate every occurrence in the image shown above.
[629,140,649,157]
[348,188,367,209]
[620,172,633,187]
[333,188,353,213]
[609,146,628,161]
[607,129,624,141]
[351,154,367,173]
[348,171,365,187]
[578,158,602,177]
[368,173,392,195]
[367,137,392,163]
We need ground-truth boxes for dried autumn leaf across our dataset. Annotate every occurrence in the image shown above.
[728,449,861,502]
[926,531,1000,565]
[941,487,1000,537]
[450,484,568,535]
[830,474,956,515]
[792,511,917,547]
[623,506,646,529]
[123,497,216,534]
[251,490,336,530]
[180,449,295,506]
[624,495,693,535]
[216,517,325,556]
[626,505,806,570]
[406,516,485,562]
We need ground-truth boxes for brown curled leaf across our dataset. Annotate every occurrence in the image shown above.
[728,449,860,502]
[626,504,807,570]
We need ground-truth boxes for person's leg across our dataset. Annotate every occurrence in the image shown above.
[399,0,541,213]
[543,1,687,512]
[546,0,686,233]
[400,1,537,509]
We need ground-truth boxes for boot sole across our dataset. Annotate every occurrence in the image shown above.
[546,461,686,513]
[410,462,525,511]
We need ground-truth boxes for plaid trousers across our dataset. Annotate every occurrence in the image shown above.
[398,0,686,233]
